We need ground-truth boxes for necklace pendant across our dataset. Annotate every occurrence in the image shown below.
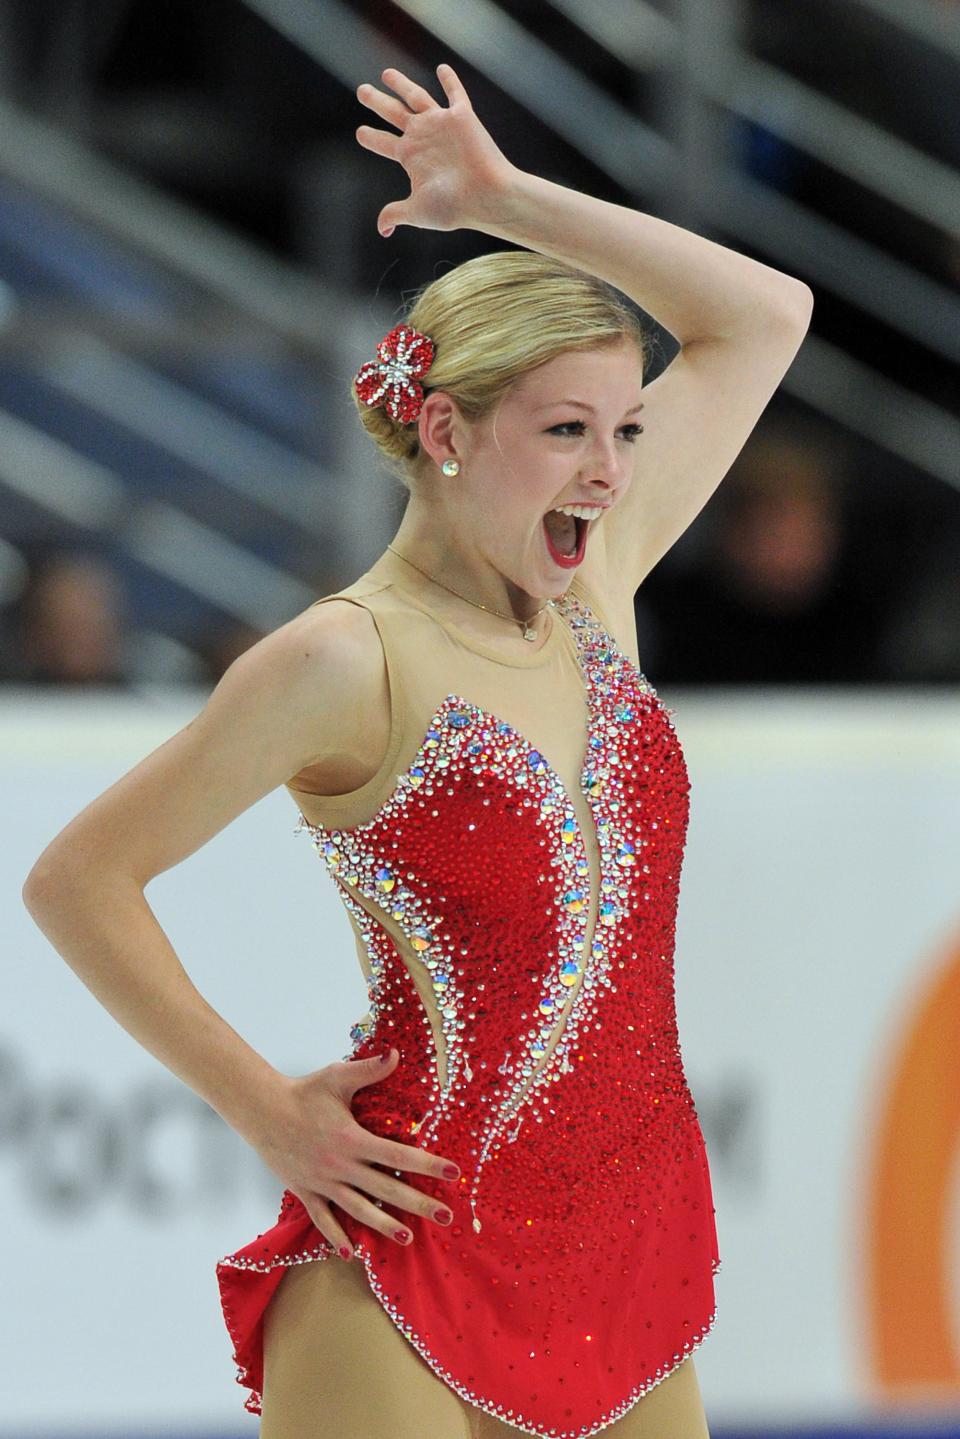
[522,623,537,642]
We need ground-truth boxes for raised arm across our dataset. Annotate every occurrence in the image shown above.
[358,62,813,603]
[478,168,813,598]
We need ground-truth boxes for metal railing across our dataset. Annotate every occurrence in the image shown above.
[0,0,955,654]
[0,405,317,629]
[0,91,396,603]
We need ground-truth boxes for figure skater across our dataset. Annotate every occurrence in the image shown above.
[22,60,812,1439]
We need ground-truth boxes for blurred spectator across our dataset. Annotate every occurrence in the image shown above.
[637,426,880,683]
[0,549,131,686]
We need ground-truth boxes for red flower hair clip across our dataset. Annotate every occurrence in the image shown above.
[354,323,436,424]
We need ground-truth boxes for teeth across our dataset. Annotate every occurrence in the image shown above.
[554,504,604,520]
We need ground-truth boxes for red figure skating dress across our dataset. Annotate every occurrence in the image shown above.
[216,548,720,1436]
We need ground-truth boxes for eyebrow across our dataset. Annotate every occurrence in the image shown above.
[535,399,645,414]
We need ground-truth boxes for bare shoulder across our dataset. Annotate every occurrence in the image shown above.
[23,596,389,891]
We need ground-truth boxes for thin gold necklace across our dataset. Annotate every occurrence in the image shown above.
[386,544,554,643]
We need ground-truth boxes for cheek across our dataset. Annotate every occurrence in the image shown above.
[618,460,639,493]
[475,438,566,525]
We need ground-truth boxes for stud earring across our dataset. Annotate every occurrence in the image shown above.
[441,458,461,477]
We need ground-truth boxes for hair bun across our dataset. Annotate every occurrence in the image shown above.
[350,252,650,493]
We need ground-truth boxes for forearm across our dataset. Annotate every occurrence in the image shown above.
[22,866,287,1149]
[478,167,811,344]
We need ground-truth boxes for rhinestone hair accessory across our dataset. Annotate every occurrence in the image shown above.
[354,323,436,424]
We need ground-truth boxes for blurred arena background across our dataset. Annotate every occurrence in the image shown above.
[2,0,959,1435]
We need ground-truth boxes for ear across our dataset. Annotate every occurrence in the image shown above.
[417,390,463,471]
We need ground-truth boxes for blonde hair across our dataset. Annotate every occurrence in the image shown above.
[351,250,652,490]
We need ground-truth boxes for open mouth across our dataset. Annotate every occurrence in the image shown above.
[543,510,588,568]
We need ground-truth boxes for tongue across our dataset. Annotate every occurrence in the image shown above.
[544,509,577,557]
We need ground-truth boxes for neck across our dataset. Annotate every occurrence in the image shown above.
[388,509,547,624]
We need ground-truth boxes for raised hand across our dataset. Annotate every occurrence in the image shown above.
[355,62,518,237]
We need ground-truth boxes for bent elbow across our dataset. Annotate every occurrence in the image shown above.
[22,859,62,915]
[782,280,814,330]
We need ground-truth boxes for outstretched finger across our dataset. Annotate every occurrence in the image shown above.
[357,81,411,132]
[436,62,471,107]
[380,66,437,113]
[355,124,402,162]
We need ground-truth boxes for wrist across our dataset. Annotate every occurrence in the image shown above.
[219,1062,295,1150]
[472,162,534,235]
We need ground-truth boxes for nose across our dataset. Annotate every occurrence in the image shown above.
[583,438,622,486]
[582,457,618,494]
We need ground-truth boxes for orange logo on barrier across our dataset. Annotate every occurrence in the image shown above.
[863,925,960,1394]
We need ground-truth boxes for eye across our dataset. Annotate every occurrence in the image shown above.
[548,420,645,441]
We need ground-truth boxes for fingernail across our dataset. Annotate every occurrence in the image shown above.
[395,1228,412,1244]
[443,1164,460,1181]
[380,1048,393,1064]
[339,1245,352,1260]
[434,1208,452,1225]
